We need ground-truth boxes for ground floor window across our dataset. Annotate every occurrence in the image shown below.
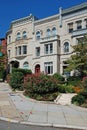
[44,62,53,74]
[23,62,29,69]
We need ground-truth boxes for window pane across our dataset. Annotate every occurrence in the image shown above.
[17,32,21,40]
[23,62,29,69]
[52,27,56,35]
[36,31,41,40]
[44,62,53,74]
[47,29,51,37]
[23,46,27,54]
[23,31,27,39]
[36,47,40,56]
[64,42,69,53]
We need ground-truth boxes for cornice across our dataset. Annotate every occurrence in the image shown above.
[34,14,59,25]
[62,2,87,16]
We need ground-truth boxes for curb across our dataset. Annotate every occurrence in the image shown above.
[0,116,87,130]
[0,117,19,123]
[20,121,52,127]
[53,124,87,130]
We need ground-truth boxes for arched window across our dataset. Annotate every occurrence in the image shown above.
[52,27,57,36]
[64,42,69,53]
[47,29,51,37]
[22,31,27,39]
[23,62,29,69]
[17,32,21,40]
[36,31,41,40]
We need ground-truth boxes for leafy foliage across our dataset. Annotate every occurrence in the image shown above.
[66,35,87,77]
[9,72,24,90]
[12,68,32,75]
[53,73,65,82]
[71,94,85,106]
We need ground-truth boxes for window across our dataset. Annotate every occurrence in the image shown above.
[68,23,73,33]
[23,45,27,54]
[85,19,87,28]
[47,29,51,37]
[36,31,41,40]
[8,50,10,58]
[18,46,21,55]
[23,62,29,69]
[15,47,17,56]
[22,31,27,39]
[9,36,11,43]
[36,47,40,56]
[44,62,53,74]
[52,27,57,35]
[45,43,53,54]
[76,21,82,30]
[16,32,21,40]
[64,42,69,53]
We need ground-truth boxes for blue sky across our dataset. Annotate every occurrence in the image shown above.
[0,0,87,38]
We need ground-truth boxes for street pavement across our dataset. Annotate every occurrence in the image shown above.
[0,82,87,130]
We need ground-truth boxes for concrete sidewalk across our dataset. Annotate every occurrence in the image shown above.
[0,82,87,130]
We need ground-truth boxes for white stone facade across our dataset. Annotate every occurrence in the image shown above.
[6,2,87,76]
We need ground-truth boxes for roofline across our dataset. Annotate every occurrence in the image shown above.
[62,2,87,15]
[34,14,59,25]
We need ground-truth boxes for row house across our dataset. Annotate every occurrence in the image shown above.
[6,2,87,76]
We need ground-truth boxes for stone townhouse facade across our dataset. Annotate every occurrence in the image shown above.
[6,2,87,76]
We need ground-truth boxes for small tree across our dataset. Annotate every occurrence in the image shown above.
[0,45,5,79]
[66,35,87,78]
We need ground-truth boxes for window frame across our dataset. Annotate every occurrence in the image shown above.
[44,62,53,74]
[44,43,53,54]
[64,42,69,53]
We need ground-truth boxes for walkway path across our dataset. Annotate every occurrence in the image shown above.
[0,82,87,130]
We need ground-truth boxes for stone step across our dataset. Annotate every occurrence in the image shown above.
[54,93,76,105]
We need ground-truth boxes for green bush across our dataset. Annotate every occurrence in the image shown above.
[53,73,65,82]
[67,76,81,86]
[25,74,59,94]
[79,91,87,99]
[12,68,32,75]
[9,72,24,90]
[71,94,85,105]
[58,84,74,93]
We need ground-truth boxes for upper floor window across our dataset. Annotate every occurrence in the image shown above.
[23,62,29,69]
[23,45,27,54]
[47,29,51,37]
[76,20,82,30]
[52,27,57,36]
[9,36,11,43]
[45,43,53,54]
[22,31,27,39]
[18,46,21,55]
[64,42,69,53]
[16,32,21,40]
[15,47,17,56]
[36,47,40,57]
[36,31,41,40]
[8,50,11,58]
[68,23,73,33]
[85,19,87,28]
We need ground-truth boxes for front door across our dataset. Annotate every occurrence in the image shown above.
[35,64,40,75]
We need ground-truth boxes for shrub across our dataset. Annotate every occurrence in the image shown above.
[79,91,87,99]
[53,73,65,82]
[12,68,32,75]
[71,94,85,105]
[9,72,24,90]
[58,84,74,93]
[67,76,81,86]
[25,74,59,94]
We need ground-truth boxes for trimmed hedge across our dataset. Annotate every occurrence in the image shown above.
[12,68,32,75]
[9,72,24,90]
